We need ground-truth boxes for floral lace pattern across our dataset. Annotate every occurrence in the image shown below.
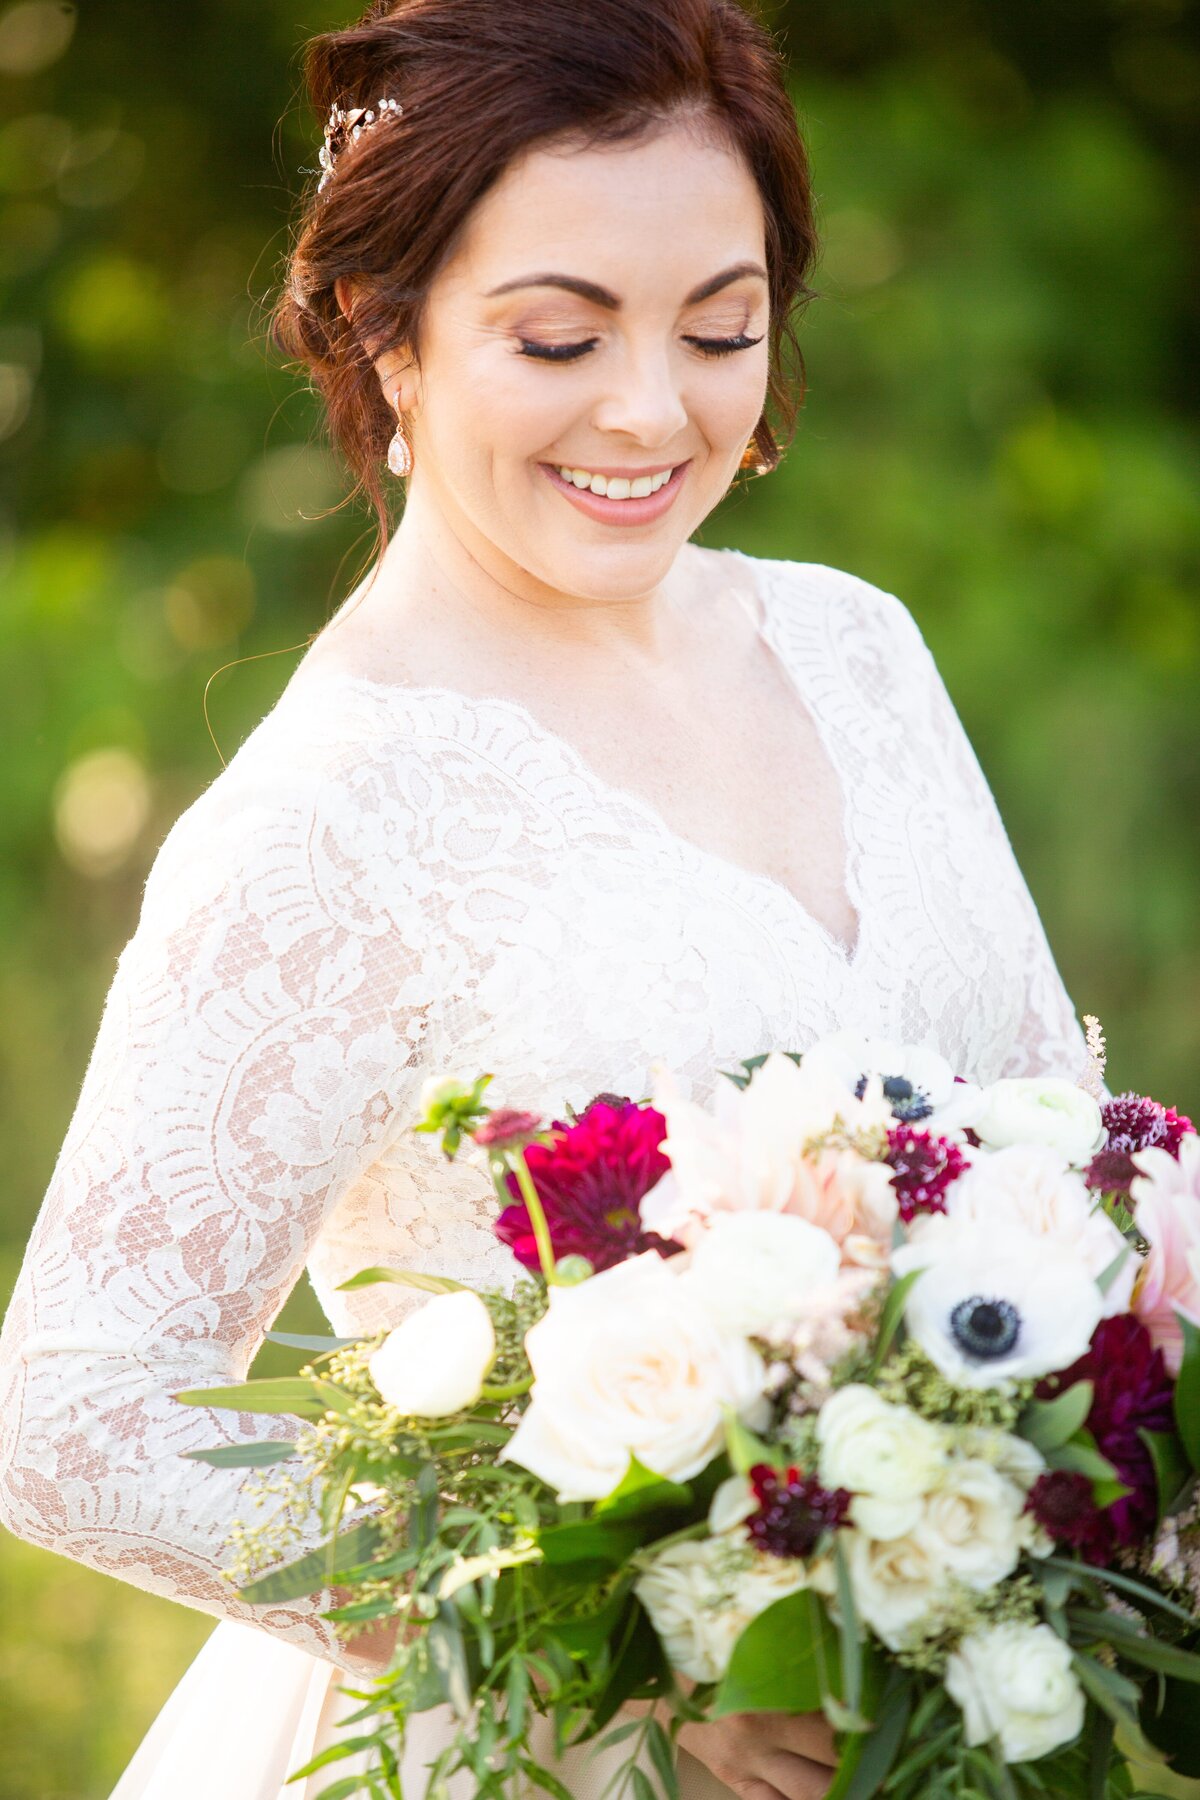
[0,555,1089,1664]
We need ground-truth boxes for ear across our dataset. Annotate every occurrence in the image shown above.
[333,275,419,411]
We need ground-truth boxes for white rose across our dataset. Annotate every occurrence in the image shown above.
[367,1289,495,1416]
[943,1145,1137,1315]
[500,1252,767,1501]
[946,1622,1085,1763]
[972,1077,1104,1164]
[635,1535,808,1682]
[816,1386,948,1540]
[841,1526,952,1650]
[685,1211,841,1337]
[914,1460,1026,1592]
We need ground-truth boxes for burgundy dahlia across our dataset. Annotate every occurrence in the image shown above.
[1034,1314,1175,1562]
[884,1126,969,1222]
[746,1463,852,1559]
[494,1099,680,1274]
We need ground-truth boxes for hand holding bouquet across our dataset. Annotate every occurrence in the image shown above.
[177,1023,1200,1799]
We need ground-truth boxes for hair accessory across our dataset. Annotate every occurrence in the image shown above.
[317,96,402,193]
[387,395,414,478]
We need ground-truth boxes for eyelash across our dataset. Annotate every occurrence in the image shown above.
[515,332,764,363]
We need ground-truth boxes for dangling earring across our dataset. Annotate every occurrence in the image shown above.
[387,393,413,478]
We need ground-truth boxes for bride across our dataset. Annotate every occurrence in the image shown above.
[0,0,1094,1796]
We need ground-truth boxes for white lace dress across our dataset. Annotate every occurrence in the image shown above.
[0,551,1090,1799]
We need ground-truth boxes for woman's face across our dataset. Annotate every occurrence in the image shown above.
[384,115,770,603]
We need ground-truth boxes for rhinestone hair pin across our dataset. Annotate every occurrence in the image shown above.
[316,95,403,193]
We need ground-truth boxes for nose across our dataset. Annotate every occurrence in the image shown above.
[590,341,690,449]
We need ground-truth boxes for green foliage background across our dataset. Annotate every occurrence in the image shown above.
[0,2,1196,1795]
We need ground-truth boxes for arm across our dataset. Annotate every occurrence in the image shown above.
[0,760,439,1664]
[874,583,1094,1085]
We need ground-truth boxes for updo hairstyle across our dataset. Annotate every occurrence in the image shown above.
[271,0,821,555]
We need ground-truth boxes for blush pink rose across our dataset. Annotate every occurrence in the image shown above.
[1130,1134,1200,1375]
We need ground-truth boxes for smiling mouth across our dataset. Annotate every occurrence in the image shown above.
[538,458,691,522]
[545,462,683,501]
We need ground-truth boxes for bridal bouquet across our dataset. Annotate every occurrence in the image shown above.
[177,1022,1200,1800]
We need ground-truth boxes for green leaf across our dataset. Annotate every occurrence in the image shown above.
[631,1771,658,1800]
[1048,1431,1122,1485]
[263,1330,359,1351]
[171,1377,328,1417]
[237,1521,383,1604]
[723,1408,780,1476]
[537,1517,647,1572]
[646,1718,680,1800]
[868,1269,922,1378]
[180,1438,299,1468]
[1073,1609,1200,1681]
[1173,1314,1200,1470]
[594,1455,693,1522]
[713,1588,839,1717]
[1139,1428,1193,1521]
[548,1583,633,1659]
[833,1538,863,1720]
[1070,1651,1157,1763]
[334,1266,465,1294]
[1140,1663,1200,1777]
[1019,1381,1095,1453]
[827,1674,913,1800]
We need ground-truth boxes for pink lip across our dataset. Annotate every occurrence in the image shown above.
[540,460,690,526]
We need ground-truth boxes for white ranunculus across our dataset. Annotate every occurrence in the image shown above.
[499,1252,767,1501]
[913,1459,1026,1592]
[941,1144,1138,1315]
[684,1210,841,1337]
[972,1077,1105,1164]
[367,1289,496,1417]
[635,1535,808,1682]
[840,1525,952,1650]
[892,1218,1104,1388]
[816,1386,948,1540]
[945,1622,1086,1763]
[800,1030,982,1134]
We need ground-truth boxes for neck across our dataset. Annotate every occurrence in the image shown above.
[354,475,695,668]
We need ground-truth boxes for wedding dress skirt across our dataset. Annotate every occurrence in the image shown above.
[109,1618,735,1800]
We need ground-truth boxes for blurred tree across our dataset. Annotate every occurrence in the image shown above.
[0,1,1196,1794]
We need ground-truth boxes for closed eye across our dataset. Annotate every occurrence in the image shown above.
[516,332,764,363]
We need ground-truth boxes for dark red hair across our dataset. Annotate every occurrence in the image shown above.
[270,0,820,557]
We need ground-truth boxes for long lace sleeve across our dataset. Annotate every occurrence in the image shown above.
[874,583,1092,1083]
[0,755,439,1663]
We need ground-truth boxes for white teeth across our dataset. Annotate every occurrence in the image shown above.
[554,465,676,499]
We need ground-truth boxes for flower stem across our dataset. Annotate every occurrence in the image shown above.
[511,1150,559,1286]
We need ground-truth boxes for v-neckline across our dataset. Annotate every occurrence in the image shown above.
[290,550,866,968]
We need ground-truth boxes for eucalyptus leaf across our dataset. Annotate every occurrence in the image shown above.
[180,1438,299,1468]
[172,1376,327,1417]
[238,1520,383,1604]
[867,1268,922,1378]
[263,1330,360,1351]
[335,1266,465,1294]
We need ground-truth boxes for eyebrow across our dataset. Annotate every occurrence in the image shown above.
[484,260,768,308]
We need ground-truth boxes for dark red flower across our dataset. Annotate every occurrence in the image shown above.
[1026,1470,1104,1556]
[494,1099,679,1274]
[1163,1106,1196,1157]
[472,1108,543,1149]
[746,1464,852,1559]
[1083,1147,1139,1200]
[884,1126,969,1222]
[1034,1314,1175,1562]
[1103,1091,1196,1160]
